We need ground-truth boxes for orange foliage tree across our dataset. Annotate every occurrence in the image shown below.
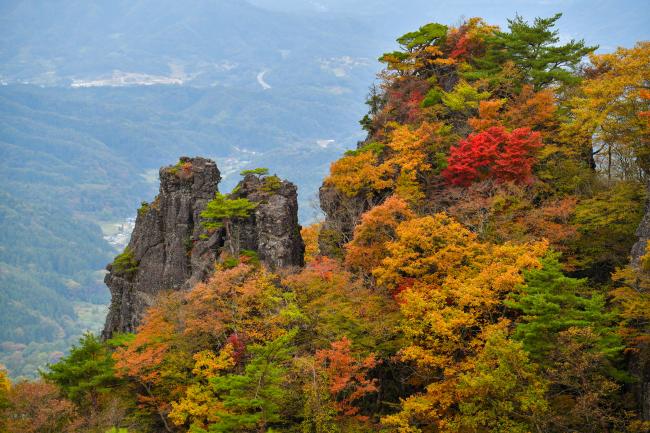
[345,196,415,276]
[315,337,378,419]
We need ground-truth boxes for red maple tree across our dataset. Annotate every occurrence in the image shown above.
[442,125,542,186]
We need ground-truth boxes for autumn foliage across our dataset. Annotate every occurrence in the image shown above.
[14,13,650,433]
[442,125,543,186]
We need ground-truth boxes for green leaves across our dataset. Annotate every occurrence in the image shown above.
[206,329,298,432]
[441,81,490,112]
[240,167,269,177]
[491,13,597,89]
[111,246,139,277]
[41,333,120,409]
[507,253,622,362]
[200,193,257,230]
[396,23,448,51]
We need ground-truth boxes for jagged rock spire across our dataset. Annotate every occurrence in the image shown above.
[102,157,303,339]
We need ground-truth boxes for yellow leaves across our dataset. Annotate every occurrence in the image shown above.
[192,345,235,380]
[168,344,237,428]
[423,45,444,57]
[431,57,456,66]
[373,213,478,289]
[301,223,321,264]
[612,242,650,341]
[566,41,650,173]
[345,195,415,275]
[0,365,10,393]
[372,212,547,430]
[326,120,450,200]
[325,150,394,198]
[387,121,439,173]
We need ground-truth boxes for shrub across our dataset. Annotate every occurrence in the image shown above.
[262,175,282,192]
[112,247,138,277]
[137,201,150,217]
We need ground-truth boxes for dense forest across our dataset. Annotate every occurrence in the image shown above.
[1,13,649,433]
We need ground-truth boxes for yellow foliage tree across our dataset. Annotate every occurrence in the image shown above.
[375,213,547,431]
[565,42,650,178]
[345,196,415,276]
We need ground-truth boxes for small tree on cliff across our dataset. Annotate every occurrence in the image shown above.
[200,192,257,256]
[240,167,269,178]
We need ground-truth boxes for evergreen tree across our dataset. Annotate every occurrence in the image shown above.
[203,330,297,433]
[507,252,622,362]
[200,192,257,256]
[41,333,120,414]
[474,13,596,90]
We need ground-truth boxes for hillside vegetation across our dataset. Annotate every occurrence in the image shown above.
[1,13,649,433]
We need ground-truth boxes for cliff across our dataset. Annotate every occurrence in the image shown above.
[629,180,650,420]
[102,157,303,338]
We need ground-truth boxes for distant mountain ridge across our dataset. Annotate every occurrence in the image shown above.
[0,0,377,89]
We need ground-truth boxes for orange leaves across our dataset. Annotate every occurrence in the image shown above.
[181,264,286,344]
[468,99,505,131]
[505,85,556,131]
[0,381,78,433]
[446,17,498,61]
[315,337,378,418]
[113,293,180,384]
[325,149,393,198]
[469,86,556,133]
[112,263,291,423]
[345,196,415,275]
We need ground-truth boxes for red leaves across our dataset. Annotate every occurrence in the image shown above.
[442,126,542,186]
[226,333,246,364]
[315,337,378,419]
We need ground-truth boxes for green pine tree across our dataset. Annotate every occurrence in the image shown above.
[470,13,596,90]
[200,192,258,256]
[506,252,622,362]
[202,330,297,433]
[41,333,121,413]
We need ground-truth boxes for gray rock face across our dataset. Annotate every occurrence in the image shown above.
[232,174,304,270]
[317,183,383,258]
[631,181,650,269]
[629,180,650,421]
[102,158,303,338]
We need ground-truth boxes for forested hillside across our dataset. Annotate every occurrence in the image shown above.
[1,13,649,433]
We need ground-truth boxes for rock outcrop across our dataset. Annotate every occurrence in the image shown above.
[317,184,373,258]
[631,181,650,269]
[231,174,304,270]
[102,157,303,338]
[629,180,650,421]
